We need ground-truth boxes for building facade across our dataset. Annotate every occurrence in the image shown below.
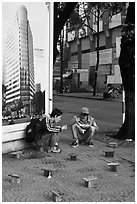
[5,5,35,111]
[67,4,126,91]
[33,48,45,91]
[35,83,41,93]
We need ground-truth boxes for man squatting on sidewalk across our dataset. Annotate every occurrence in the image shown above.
[26,108,67,153]
[36,108,67,153]
[71,107,98,148]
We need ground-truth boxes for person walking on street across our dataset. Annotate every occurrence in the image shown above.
[71,107,98,148]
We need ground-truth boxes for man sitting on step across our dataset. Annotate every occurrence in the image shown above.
[71,107,98,148]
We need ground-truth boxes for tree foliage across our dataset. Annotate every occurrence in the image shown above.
[13,99,24,111]
[2,84,6,111]
[54,2,77,63]
[68,2,126,95]
[69,2,126,33]
[32,91,45,115]
[53,2,135,140]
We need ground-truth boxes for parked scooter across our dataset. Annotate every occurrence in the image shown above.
[103,87,113,100]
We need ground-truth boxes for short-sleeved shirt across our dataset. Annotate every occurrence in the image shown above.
[76,115,98,130]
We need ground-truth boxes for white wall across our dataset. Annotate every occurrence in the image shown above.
[42,3,53,114]
[2,123,29,154]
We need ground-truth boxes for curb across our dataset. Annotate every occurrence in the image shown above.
[56,94,103,100]
[54,94,122,102]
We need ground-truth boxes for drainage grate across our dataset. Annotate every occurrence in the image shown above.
[3,150,67,169]
[3,150,50,160]
[20,151,51,160]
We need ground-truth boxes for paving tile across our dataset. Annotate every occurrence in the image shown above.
[2,136,135,202]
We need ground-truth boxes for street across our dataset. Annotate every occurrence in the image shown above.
[53,95,123,133]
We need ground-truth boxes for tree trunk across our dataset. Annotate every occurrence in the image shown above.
[60,33,63,93]
[117,92,135,140]
[117,2,135,140]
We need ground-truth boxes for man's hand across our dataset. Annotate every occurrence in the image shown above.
[74,116,78,122]
[81,129,86,134]
[95,126,99,131]
[62,124,67,130]
[76,125,86,134]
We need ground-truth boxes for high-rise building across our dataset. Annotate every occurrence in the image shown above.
[34,48,45,91]
[36,83,41,93]
[5,5,35,111]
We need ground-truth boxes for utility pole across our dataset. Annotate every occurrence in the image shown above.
[44,2,53,114]
[93,5,100,96]
[122,88,125,123]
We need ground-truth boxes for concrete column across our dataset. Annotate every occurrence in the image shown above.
[44,3,53,114]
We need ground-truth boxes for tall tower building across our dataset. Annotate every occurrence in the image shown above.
[36,83,41,93]
[34,48,44,91]
[5,5,35,111]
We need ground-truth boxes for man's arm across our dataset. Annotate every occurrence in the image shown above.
[91,117,98,130]
[41,118,61,133]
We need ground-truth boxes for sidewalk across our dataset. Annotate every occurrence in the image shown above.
[55,92,122,102]
[2,127,135,202]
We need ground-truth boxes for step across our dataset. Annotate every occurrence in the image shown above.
[8,174,20,184]
[103,150,114,157]
[107,162,120,172]
[41,168,55,178]
[10,151,23,159]
[83,176,97,188]
[51,190,62,202]
[107,142,118,148]
[69,153,77,161]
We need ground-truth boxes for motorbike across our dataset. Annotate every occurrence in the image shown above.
[103,87,119,100]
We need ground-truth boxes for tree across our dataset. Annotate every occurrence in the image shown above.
[68,2,126,95]
[3,109,11,117]
[17,99,24,111]
[54,3,77,64]
[32,91,44,115]
[53,3,135,140]
[117,2,135,140]
[2,84,6,111]
[59,32,64,93]
[12,99,24,116]
[54,3,78,94]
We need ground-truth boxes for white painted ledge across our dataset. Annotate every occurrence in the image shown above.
[2,123,29,143]
[2,122,29,154]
